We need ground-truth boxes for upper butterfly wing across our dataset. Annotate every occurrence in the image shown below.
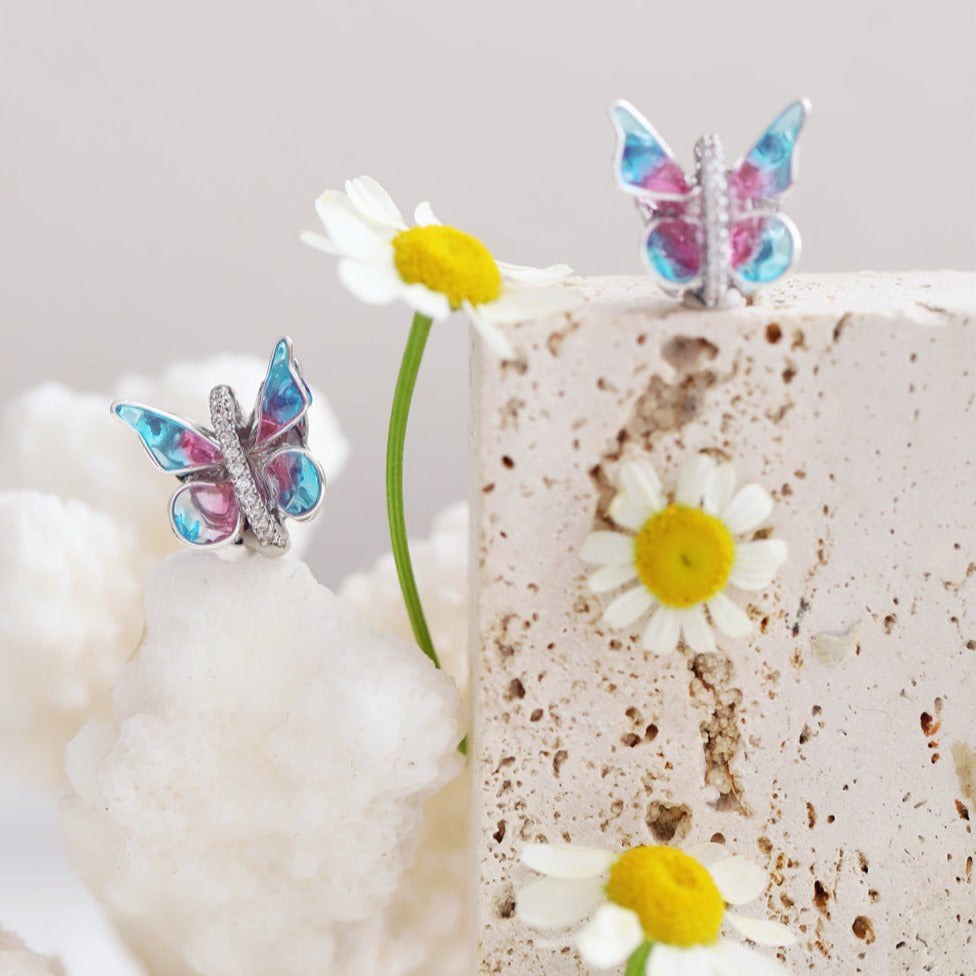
[253,337,313,445]
[729,98,810,201]
[263,447,325,521]
[113,402,223,474]
[730,212,800,289]
[170,480,243,547]
[610,100,692,200]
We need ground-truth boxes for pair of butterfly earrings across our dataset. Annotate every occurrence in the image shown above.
[115,99,810,554]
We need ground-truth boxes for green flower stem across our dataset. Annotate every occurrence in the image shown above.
[386,312,468,756]
[625,941,653,976]
[386,312,440,670]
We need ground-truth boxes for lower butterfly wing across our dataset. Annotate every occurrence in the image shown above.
[253,337,313,445]
[113,402,223,474]
[263,447,325,521]
[169,480,243,547]
[730,213,799,290]
[610,101,693,201]
[729,98,810,202]
[641,217,704,292]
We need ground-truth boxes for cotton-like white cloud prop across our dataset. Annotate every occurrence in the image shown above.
[0,928,66,976]
[339,503,471,976]
[0,493,144,786]
[63,552,461,976]
[0,354,349,787]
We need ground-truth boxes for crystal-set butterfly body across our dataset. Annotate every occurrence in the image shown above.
[112,337,325,554]
[611,98,811,307]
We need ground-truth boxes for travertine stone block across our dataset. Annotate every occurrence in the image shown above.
[472,273,975,975]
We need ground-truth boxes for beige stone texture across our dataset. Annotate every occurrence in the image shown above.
[471,272,975,975]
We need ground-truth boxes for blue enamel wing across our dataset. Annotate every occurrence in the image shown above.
[611,99,811,306]
[112,337,325,552]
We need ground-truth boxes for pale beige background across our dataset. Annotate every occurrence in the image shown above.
[0,2,974,972]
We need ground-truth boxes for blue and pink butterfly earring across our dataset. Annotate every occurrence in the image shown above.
[112,337,326,554]
[610,98,811,307]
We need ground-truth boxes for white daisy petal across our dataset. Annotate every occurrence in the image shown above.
[315,195,388,260]
[679,605,716,653]
[580,531,634,566]
[721,484,774,535]
[620,459,665,514]
[706,593,753,638]
[728,540,788,591]
[588,563,639,593]
[709,939,790,976]
[675,454,715,507]
[641,606,681,656]
[521,842,616,879]
[602,587,655,629]
[401,281,452,320]
[608,491,654,531]
[412,200,442,226]
[576,903,645,968]
[496,260,574,283]
[482,282,583,324]
[707,855,766,905]
[299,230,342,255]
[725,912,796,947]
[336,258,404,305]
[462,300,516,359]
[685,841,730,867]
[704,462,737,516]
[344,176,407,230]
[515,875,606,928]
[648,943,713,976]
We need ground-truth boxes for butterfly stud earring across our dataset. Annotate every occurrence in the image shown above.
[610,98,811,307]
[112,337,326,554]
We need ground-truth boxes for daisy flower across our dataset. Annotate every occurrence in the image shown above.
[302,175,581,359]
[516,841,794,976]
[581,453,787,655]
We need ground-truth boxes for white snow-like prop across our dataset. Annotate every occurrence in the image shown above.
[340,503,471,976]
[63,551,461,976]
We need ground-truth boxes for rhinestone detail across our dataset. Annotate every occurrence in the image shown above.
[209,385,287,550]
[696,133,730,308]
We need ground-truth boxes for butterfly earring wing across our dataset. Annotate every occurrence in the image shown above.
[730,212,800,289]
[263,447,326,521]
[112,402,223,473]
[169,481,243,546]
[727,99,809,290]
[611,101,704,292]
[253,337,313,445]
[113,402,243,548]
[611,100,692,199]
[729,98,810,202]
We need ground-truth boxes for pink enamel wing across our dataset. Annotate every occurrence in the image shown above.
[112,337,325,553]
[611,99,811,306]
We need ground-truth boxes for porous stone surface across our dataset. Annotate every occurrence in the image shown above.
[472,273,975,975]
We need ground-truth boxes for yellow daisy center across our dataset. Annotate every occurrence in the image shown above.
[391,225,502,309]
[606,846,724,947]
[633,504,734,608]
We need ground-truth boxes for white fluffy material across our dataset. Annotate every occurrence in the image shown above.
[0,928,66,976]
[62,552,461,976]
[339,503,471,976]
[0,493,144,786]
[0,354,349,787]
